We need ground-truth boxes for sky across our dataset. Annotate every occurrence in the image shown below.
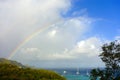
[0,0,120,68]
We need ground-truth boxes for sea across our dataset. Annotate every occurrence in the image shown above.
[49,68,91,80]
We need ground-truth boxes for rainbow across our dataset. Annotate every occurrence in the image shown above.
[8,19,61,59]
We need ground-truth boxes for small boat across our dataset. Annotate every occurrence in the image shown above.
[63,70,67,74]
[76,71,80,75]
[86,71,90,76]
[76,68,80,75]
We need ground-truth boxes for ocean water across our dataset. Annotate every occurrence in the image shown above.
[63,75,89,80]
[49,68,91,80]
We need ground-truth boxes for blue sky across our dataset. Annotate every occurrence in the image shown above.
[71,0,120,19]
[0,0,120,68]
[62,0,120,40]
[65,0,120,40]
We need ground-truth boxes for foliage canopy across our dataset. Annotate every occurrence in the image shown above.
[90,40,120,80]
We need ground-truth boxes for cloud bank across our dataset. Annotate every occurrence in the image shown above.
[0,0,104,68]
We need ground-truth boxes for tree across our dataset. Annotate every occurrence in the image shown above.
[90,40,120,80]
[100,40,120,69]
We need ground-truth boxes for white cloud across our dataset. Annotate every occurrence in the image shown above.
[48,30,57,37]
[72,8,88,17]
[21,48,40,53]
[70,37,102,57]
[115,36,120,40]
[0,0,71,34]
[0,0,71,57]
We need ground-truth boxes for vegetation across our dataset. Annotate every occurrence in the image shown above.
[90,40,120,80]
[0,58,25,68]
[0,58,66,80]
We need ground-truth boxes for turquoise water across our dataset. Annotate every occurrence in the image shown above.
[64,75,90,80]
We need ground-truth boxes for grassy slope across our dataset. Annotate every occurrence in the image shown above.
[0,58,66,80]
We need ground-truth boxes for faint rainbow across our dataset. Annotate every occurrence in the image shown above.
[8,19,61,59]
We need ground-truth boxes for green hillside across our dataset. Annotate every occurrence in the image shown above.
[0,58,66,80]
[0,58,25,68]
